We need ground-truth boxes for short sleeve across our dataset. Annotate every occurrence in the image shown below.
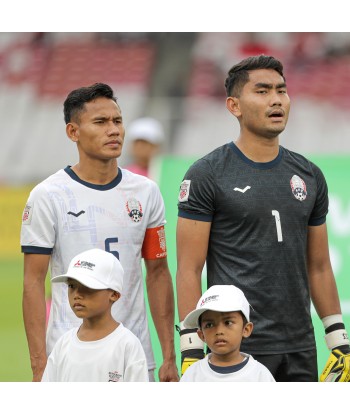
[177,158,215,222]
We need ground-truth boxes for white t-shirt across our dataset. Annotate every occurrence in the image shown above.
[41,323,149,382]
[180,353,275,382]
[21,167,167,370]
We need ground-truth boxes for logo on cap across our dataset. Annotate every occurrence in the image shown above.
[73,260,95,271]
[200,294,219,307]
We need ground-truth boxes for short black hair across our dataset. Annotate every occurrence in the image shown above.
[63,82,118,124]
[224,55,285,98]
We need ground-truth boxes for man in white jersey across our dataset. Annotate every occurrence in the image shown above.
[21,83,179,382]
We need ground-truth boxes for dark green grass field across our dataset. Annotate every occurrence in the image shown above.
[1,155,350,381]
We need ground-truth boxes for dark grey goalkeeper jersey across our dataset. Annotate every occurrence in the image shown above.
[178,142,328,354]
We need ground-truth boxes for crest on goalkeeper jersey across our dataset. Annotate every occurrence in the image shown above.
[178,180,191,202]
[290,174,307,201]
[126,198,143,223]
[22,203,33,225]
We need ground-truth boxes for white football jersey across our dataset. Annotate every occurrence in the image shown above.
[21,166,168,370]
[180,353,275,382]
[41,323,149,382]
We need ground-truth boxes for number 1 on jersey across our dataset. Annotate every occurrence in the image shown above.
[272,210,283,242]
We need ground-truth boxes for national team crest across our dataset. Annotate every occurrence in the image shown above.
[178,180,191,202]
[290,175,307,201]
[126,198,143,222]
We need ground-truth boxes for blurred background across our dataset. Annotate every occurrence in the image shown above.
[1,31,350,381]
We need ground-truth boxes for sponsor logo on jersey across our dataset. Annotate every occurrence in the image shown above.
[178,180,191,202]
[22,203,33,225]
[200,294,219,307]
[108,371,122,382]
[73,260,95,271]
[234,186,251,193]
[290,175,307,201]
[126,198,143,223]
[67,210,85,217]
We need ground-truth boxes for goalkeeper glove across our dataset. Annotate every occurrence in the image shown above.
[320,314,350,382]
[176,322,205,375]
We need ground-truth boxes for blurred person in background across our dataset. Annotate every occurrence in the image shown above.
[176,55,350,382]
[21,82,178,382]
[124,117,165,177]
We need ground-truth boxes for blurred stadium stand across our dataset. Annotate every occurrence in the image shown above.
[1,32,350,184]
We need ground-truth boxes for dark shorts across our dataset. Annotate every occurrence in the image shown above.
[252,349,318,382]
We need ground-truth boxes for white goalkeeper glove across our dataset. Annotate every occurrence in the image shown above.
[176,322,205,375]
[320,314,350,382]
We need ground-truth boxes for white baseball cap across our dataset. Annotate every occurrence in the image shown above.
[127,117,164,144]
[183,285,250,329]
[52,248,124,293]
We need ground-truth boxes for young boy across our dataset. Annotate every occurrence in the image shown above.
[180,285,275,382]
[41,248,149,382]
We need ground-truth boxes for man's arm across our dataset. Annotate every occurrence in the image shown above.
[307,223,341,317]
[307,223,350,381]
[22,253,50,382]
[145,256,179,382]
[176,217,211,321]
[176,217,211,374]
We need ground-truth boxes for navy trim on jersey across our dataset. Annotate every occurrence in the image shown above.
[308,217,326,226]
[21,246,52,254]
[208,356,249,374]
[64,166,122,190]
[178,209,213,222]
[228,142,282,169]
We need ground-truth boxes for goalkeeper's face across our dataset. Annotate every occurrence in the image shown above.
[198,310,253,364]
[69,97,125,161]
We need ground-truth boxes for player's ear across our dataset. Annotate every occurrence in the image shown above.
[66,122,79,142]
[110,291,121,302]
[226,96,241,118]
[242,321,253,339]
[197,329,205,342]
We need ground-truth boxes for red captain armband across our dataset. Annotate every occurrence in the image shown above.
[142,225,167,260]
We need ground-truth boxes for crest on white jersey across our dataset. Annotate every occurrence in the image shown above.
[290,175,307,201]
[22,203,33,225]
[126,198,143,223]
[178,180,191,202]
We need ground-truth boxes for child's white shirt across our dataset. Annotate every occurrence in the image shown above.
[42,323,149,382]
[180,353,275,382]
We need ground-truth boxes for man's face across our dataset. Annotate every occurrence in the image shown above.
[72,97,125,161]
[231,68,291,139]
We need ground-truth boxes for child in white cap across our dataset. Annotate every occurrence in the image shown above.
[41,248,149,382]
[180,285,275,382]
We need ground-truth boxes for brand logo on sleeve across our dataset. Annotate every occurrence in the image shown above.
[22,204,33,225]
[178,180,191,202]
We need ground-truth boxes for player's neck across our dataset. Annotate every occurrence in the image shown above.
[208,350,244,367]
[72,158,119,185]
[78,315,119,342]
[235,134,279,163]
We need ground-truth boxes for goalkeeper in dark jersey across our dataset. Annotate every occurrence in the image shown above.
[176,54,349,382]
